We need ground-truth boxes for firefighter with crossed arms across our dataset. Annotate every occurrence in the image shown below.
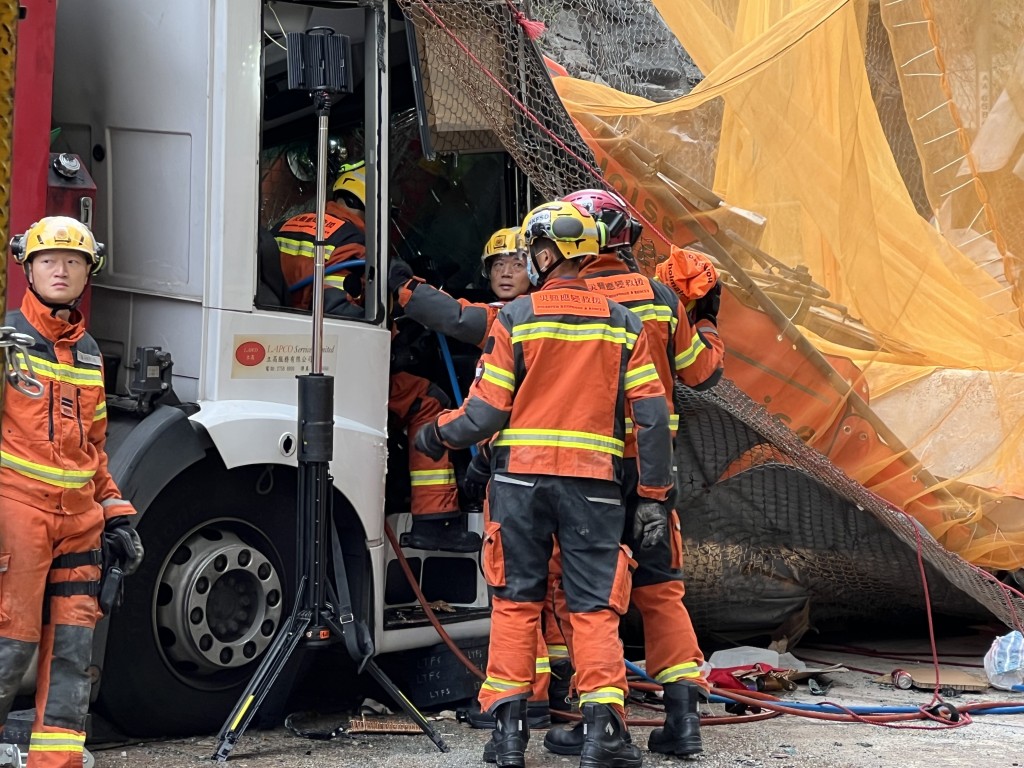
[541,188,723,759]
[0,217,144,768]
[417,200,673,768]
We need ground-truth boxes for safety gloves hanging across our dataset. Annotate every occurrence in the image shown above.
[692,282,721,326]
[104,516,145,576]
[462,450,491,503]
[633,501,668,549]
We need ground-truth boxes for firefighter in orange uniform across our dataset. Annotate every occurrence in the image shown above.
[416,201,673,768]
[0,217,144,768]
[390,229,563,725]
[543,189,724,758]
[388,228,527,553]
[272,161,367,312]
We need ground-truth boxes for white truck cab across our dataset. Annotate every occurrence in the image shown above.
[46,0,525,735]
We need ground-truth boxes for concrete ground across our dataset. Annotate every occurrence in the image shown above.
[91,633,1024,768]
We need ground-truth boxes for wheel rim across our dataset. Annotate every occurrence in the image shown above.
[154,520,284,689]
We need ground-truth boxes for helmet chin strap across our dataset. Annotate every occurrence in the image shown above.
[527,251,565,287]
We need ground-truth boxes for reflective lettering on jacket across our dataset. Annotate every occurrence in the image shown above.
[1,291,135,519]
[272,200,366,310]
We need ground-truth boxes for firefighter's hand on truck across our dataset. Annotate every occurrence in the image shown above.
[633,502,668,549]
[414,419,447,461]
[388,259,415,296]
[104,517,145,576]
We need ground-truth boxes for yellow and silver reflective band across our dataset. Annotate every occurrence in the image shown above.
[629,302,674,327]
[535,655,551,675]
[579,687,625,707]
[624,362,658,390]
[624,413,679,435]
[22,355,103,387]
[94,399,107,422]
[274,237,337,260]
[655,661,703,684]
[325,274,349,290]
[481,363,515,392]
[548,644,570,660]
[481,676,531,693]
[674,332,705,371]
[409,468,456,487]
[29,731,85,753]
[1,450,95,488]
[494,428,624,457]
[510,321,637,348]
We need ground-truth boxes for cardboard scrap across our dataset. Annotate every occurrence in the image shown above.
[878,665,989,693]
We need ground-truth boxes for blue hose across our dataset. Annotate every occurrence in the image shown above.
[288,259,366,292]
[436,332,477,457]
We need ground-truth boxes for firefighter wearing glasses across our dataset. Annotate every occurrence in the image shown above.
[1,217,143,768]
[416,201,673,768]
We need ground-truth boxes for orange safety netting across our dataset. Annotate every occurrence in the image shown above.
[550,0,1024,569]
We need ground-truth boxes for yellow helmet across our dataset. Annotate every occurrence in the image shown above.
[520,200,602,262]
[480,227,522,277]
[10,216,105,275]
[332,160,366,209]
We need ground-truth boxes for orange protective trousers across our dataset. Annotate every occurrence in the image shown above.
[388,372,459,518]
[0,498,103,768]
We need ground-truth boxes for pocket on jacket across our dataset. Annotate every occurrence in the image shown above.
[0,553,11,625]
[609,544,637,615]
[482,521,506,588]
[669,509,684,571]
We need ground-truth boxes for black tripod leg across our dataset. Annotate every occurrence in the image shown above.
[212,609,313,762]
[363,659,450,753]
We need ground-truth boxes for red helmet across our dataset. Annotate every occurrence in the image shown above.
[562,188,642,251]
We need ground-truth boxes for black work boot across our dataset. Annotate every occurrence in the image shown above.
[466,699,551,730]
[647,681,704,756]
[482,699,530,767]
[579,704,642,768]
[404,518,482,552]
[548,659,574,713]
[543,717,633,756]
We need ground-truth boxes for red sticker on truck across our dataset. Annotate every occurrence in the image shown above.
[235,340,266,367]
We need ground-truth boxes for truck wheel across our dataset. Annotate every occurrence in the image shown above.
[96,462,297,737]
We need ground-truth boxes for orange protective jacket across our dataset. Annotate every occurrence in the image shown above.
[436,278,673,500]
[580,255,724,457]
[1,291,135,519]
[273,200,366,310]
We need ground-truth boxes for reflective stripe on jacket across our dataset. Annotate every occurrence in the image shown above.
[272,200,366,310]
[1,291,135,518]
[436,278,673,499]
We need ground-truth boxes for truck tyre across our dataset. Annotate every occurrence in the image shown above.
[96,460,297,737]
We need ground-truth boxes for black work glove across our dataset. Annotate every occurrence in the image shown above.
[692,282,721,326]
[462,451,491,502]
[104,516,145,576]
[342,270,364,299]
[414,419,447,461]
[388,259,415,296]
[633,501,668,549]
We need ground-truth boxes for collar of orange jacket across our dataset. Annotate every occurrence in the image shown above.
[20,287,87,344]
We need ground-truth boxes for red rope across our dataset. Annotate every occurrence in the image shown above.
[503,0,546,41]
